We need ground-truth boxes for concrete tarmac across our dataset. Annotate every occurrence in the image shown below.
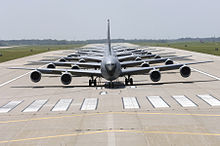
[0,43,219,146]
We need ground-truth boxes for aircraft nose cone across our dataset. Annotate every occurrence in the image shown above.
[107,64,114,71]
[105,63,116,76]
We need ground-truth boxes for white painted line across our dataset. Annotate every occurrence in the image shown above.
[0,100,23,113]
[197,94,220,106]
[51,99,72,112]
[192,68,220,80]
[147,96,169,108]
[122,97,140,109]
[81,98,98,110]
[172,95,197,107]
[0,57,61,88]
[0,72,30,87]
[23,99,48,112]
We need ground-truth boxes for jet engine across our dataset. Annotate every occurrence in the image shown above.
[180,66,191,78]
[47,63,56,69]
[79,58,86,63]
[61,72,72,85]
[140,62,150,67]
[59,58,66,62]
[150,70,161,82]
[154,55,161,59]
[71,65,80,69]
[135,56,142,61]
[147,52,152,55]
[30,70,41,83]
[165,59,174,65]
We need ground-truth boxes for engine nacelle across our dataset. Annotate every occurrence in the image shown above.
[47,63,56,69]
[61,72,72,85]
[59,58,66,62]
[79,58,86,63]
[180,66,191,78]
[135,56,142,61]
[154,55,161,59]
[150,70,161,82]
[140,62,150,67]
[30,70,41,83]
[147,52,152,55]
[165,59,174,65]
[71,65,80,69]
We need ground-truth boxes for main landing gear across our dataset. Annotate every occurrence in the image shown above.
[89,77,97,87]
[125,75,133,85]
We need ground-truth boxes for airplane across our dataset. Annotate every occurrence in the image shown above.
[9,19,212,87]
[30,55,191,70]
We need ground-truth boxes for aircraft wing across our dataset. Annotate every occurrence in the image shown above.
[64,56,102,62]
[120,61,212,76]
[9,67,102,77]
[30,61,101,68]
[120,55,191,67]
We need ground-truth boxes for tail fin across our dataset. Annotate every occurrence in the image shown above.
[107,19,112,55]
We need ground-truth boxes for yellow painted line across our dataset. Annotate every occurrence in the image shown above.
[0,130,220,143]
[0,111,220,124]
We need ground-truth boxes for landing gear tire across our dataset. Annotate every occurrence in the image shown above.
[94,80,97,86]
[130,78,133,85]
[125,78,128,85]
[124,76,134,86]
[89,79,92,87]
[89,78,97,87]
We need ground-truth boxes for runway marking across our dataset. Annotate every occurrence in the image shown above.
[0,58,57,88]
[147,96,169,108]
[192,67,220,81]
[197,94,220,106]
[172,95,197,107]
[0,72,30,88]
[51,99,72,112]
[80,98,98,110]
[0,111,220,124]
[0,100,23,113]
[0,129,220,143]
[122,97,140,109]
[23,100,48,112]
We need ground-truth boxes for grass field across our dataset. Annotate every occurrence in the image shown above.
[135,42,220,56]
[0,44,83,63]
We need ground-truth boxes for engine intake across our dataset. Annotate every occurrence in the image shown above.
[140,62,150,67]
[71,65,80,69]
[47,63,56,68]
[79,58,86,63]
[165,59,174,65]
[59,58,66,62]
[180,66,191,78]
[61,72,72,85]
[154,55,161,59]
[30,70,41,83]
[135,57,142,61]
[150,70,161,82]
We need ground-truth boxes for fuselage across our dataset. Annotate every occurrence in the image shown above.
[100,19,121,81]
[100,45,121,81]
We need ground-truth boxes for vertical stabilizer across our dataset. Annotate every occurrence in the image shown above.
[107,19,112,55]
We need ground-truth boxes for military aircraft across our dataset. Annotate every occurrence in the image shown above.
[10,19,212,87]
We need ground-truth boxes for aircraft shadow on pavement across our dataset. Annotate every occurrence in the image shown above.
[133,79,218,86]
[10,79,217,89]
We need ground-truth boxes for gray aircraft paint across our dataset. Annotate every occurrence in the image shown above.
[100,20,122,81]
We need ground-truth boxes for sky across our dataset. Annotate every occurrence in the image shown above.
[0,0,220,40]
